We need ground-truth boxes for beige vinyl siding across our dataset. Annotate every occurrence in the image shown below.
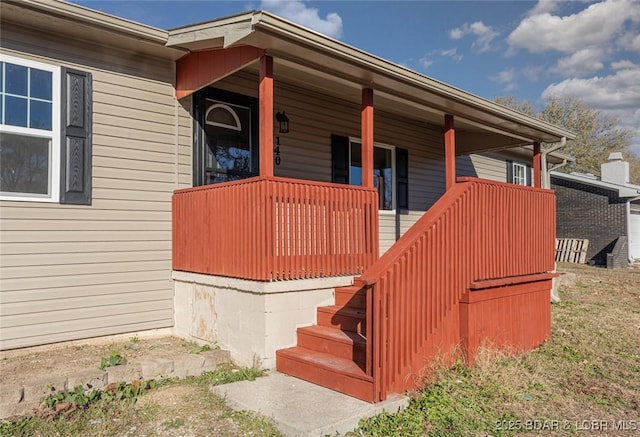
[0,24,179,349]
[206,71,448,254]
[458,153,507,182]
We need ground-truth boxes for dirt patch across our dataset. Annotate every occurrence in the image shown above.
[0,335,202,387]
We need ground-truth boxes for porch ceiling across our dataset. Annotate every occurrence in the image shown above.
[168,10,576,154]
[246,59,534,155]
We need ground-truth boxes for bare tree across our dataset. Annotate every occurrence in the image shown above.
[496,95,638,183]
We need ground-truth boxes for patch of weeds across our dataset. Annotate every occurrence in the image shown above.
[588,394,612,407]
[126,336,141,350]
[44,384,100,412]
[356,363,507,437]
[188,364,266,386]
[99,349,127,370]
[222,409,282,436]
[162,417,185,429]
[353,407,424,436]
[189,342,212,354]
[0,417,33,436]
[40,380,157,419]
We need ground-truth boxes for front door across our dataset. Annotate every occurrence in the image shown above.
[194,88,258,185]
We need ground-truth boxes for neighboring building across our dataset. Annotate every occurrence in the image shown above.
[1,0,576,402]
[551,153,640,265]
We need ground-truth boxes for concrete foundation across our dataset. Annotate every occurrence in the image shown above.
[172,271,353,368]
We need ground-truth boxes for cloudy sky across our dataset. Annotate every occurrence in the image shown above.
[74,0,640,154]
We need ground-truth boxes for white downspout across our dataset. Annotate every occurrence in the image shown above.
[627,196,640,262]
[541,137,566,189]
[544,136,567,303]
[548,159,570,174]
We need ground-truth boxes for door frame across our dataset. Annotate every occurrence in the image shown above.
[193,87,259,186]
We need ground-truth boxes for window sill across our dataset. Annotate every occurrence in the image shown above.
[0,195,58,203]
[379,210,397,216]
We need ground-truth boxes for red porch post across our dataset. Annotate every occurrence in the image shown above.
[362,88,374,188]
[444,114,455,191]
[533,141,541,188]
[259,55,274,177]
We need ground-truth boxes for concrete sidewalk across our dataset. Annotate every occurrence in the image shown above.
[211,372,408,437]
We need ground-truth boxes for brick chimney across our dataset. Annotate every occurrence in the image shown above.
[601,152,629,185]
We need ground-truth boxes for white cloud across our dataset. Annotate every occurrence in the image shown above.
[259,0,342,38]
[508,0,640,54]
[542,67,640,155]
[522,65,544,82]
[491,68,518,91]
[418,48,462,70]
[449,27,464,40]
[553,47,605,76]
[441,48,463,62]
[527,0,563,16]
[449,21,498,52]
[611,60,638,70]
[618,32,640,51]
[419,56,434,69]
[493,69,516,84]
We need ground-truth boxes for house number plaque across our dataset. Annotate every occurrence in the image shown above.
[275,137,282,166]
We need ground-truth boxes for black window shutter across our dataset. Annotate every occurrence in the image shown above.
[506,160,513,184]
[526,165,532,186]
[60,68,92,205]
[331,134,349,184]
[396,147,409,211]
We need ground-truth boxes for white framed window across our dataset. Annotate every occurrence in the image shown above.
[512,162,528,186]
[0,54,60,202]
[349,138,396,212]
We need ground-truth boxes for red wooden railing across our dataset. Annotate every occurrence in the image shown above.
[173,176,379,281]
[360,177,556,400]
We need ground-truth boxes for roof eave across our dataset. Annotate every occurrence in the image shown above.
[251,12,576,143]
[167,9,576,143]
[2,0,186,60]
[551,172,640,197]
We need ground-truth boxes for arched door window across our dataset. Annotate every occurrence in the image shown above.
[194,88,258,185]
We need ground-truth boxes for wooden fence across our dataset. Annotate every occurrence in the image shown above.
[172,176,379,281]
[360,177,556,400]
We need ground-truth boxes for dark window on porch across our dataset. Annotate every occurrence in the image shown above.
[350,142,394,211]
[331,134,408,211]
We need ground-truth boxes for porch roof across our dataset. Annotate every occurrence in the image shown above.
[167,10,576,154]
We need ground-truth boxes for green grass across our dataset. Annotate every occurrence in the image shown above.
[354,264,640,436]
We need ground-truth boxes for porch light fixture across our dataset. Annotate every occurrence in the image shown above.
[276,111,290,134]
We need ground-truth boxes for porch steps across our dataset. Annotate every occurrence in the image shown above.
[317,305,366,335]
[276,281,375,402]
[335,285,367,308]
[297,325,366,363]
[276,347,373,402]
